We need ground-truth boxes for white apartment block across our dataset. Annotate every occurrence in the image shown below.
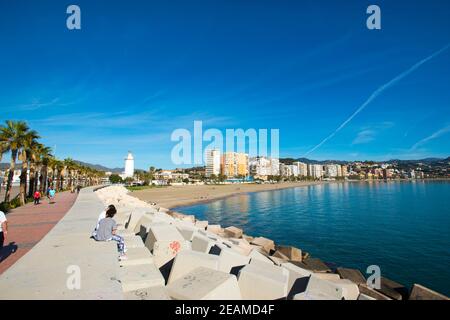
[271,158,280,176]
[293,161,308,176]
[325,164,341,177]
[205,149,221,177]
[249,157,280,177]
[280,164,299,177]
[308,164,324,179]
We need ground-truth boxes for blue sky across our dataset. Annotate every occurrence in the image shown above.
[1,0,449,169]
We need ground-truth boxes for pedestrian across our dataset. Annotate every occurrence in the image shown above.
[0,210,8,253]
[33,190,41,205]
[48,187,56,204]
[76,185,81,194]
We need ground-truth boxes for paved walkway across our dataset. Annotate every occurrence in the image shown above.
[0,191,78,274]
[0,187,123,299]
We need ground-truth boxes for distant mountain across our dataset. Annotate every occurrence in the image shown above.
[280,158,349,165]
[73,161,124,173]
[386,158,448,164]
[280,157,449,165]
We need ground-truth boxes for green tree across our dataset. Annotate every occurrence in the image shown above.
[0,120,30,202]
[18,130,40,205]
[109,174,123,184]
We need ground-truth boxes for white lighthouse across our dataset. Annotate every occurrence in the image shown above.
[123,151,135,178]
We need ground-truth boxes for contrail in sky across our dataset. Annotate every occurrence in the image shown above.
[303,43,450,157]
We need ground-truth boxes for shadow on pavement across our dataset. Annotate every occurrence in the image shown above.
[0,242,18,263]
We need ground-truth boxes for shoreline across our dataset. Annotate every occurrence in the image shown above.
[130,180,327,209]
[129,178,449,210]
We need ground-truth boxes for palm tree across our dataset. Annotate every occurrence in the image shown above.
[0,120,30,202]
[0,144,6,194]
[64,158,77,191]
[47,157,59,190]
[38,146,52,193]
[28,143,51,198]
[18,130,40,205]
[55,159,65,191]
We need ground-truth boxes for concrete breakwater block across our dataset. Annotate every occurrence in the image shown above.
[293,275,359,300]
[195,220,208,230]
[119,247,153,267]
[119,264,165,292]
[174,223,198,241]
[249,249,274,265]
[124,286,171,300]
[409,284,449,300]
[168,211,194,222]
[336,268,366,285]
[218,246,250,274]
[168,250,220,284]
[114,212,131,227]
[145,224,185,251]
[275,245,302,262]
[250,237,275,254]
[207,224,222,235]
[376,277,409,300]
[116,229,137,239]
[358,284,391,300]
[191,233,216,253]
[224,226,243,238]
[313,273,341,281]
[152,240,188,268]
[134,215,154,236]
[281,262,312,296]
[298,258,331,273]
[125,235,145,249]
[270,250,290,265]
[358,293,376,300]
[269,255,288,266]
[125,211,144,231]
[238,263,289,300]
[296,275,359,300]
[167,267,242,300]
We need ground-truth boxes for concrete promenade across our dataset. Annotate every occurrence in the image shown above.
[0,187,123,299]
[0,191,78,274]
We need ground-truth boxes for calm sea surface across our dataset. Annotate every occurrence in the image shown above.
[175,181,450,295]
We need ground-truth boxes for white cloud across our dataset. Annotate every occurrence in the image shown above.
[304,43,450,156]
[411,125,450,150]
[352,129,376,145]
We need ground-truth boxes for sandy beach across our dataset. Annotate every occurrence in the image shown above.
[130,181,325,209]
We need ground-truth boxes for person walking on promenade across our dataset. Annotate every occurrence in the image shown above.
[93,206,127,259]
[33,190,41,205]
[0,210,8,253]
[76,185,81,194]
[48,187,56,204]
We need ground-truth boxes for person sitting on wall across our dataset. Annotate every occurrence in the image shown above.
[93,206,127,260]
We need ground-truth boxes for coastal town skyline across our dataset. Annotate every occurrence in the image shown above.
[1,1,450,169]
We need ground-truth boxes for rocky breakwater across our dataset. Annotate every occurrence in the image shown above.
[95,185,449,300]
